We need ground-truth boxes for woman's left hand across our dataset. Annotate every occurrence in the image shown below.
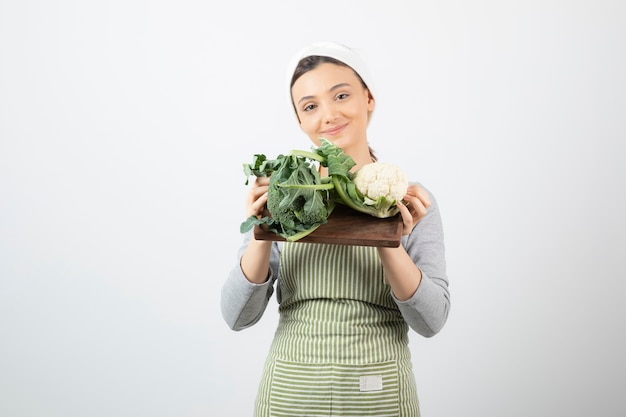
[397,183,431,235]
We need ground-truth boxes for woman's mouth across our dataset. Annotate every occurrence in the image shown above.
[321,123,347,136]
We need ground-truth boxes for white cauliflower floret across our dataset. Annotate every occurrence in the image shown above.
[353,162,409,205]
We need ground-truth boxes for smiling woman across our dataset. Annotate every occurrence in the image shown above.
[220,41,450,416]
[2,2,623,417]
[289,49,377,166]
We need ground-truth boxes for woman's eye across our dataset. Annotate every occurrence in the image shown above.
[303,103,316,112]
[336,93,349,101]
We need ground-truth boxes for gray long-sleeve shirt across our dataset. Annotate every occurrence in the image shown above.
[221,187,450,338]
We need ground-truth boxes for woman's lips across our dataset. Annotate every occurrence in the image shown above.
[321,123,347,136]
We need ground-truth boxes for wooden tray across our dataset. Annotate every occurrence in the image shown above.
[254,204,403,247]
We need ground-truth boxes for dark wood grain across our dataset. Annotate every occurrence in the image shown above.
[254,204,403,247]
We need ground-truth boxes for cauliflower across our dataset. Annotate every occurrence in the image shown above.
[353,162,409,205]
[351,162,409,218]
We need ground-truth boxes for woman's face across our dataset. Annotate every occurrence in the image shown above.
[291,63,374,153]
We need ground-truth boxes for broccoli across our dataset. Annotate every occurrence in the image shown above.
[240,138,408,241]
[240,149,336,241]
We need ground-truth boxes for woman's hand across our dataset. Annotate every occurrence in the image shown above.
[245,176,270,218]
[397,183,431,235]
[242,176,273,282]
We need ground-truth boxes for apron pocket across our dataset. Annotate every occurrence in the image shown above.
[269,359,399,417]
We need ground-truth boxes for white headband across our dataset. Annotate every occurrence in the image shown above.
[286,41,375,117]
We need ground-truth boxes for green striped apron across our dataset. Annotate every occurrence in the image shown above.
[254,242,420,417]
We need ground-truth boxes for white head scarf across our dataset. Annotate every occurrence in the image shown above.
[286,41,375,120]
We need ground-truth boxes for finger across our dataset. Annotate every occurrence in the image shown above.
[403,194,428,222]
[253,185,269,199]
[245,178,270,217]
[396,200,414,235]
[415,187,431,209]
[255,176,270,187]
[255,192,269,215]
[248,183,269,202]
[406,184,431,209]
[412,198,428,221]
[246,190,268,218]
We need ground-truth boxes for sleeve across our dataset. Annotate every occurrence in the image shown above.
[220,231,282,331]
[392,186,451,337]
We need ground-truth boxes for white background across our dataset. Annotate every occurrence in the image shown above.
[1,1,624,416]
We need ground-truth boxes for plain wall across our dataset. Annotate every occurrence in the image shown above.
[1,1,624,416]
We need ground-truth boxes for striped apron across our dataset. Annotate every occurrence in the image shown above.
[254,242,420,417]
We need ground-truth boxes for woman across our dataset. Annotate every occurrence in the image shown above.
[221,41,450,417]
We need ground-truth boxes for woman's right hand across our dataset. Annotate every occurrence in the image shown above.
[242,177,273,282]
[245,176,270,218]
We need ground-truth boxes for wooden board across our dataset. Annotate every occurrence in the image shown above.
[254,204,403,247]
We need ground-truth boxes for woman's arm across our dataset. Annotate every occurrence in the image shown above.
[221,231,281,331]
[221,176,280,331]
[377,184,450,337]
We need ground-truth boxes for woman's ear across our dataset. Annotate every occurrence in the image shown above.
[367,91,376,112]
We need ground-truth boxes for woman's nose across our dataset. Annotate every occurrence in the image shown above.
[322,103,339,124]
